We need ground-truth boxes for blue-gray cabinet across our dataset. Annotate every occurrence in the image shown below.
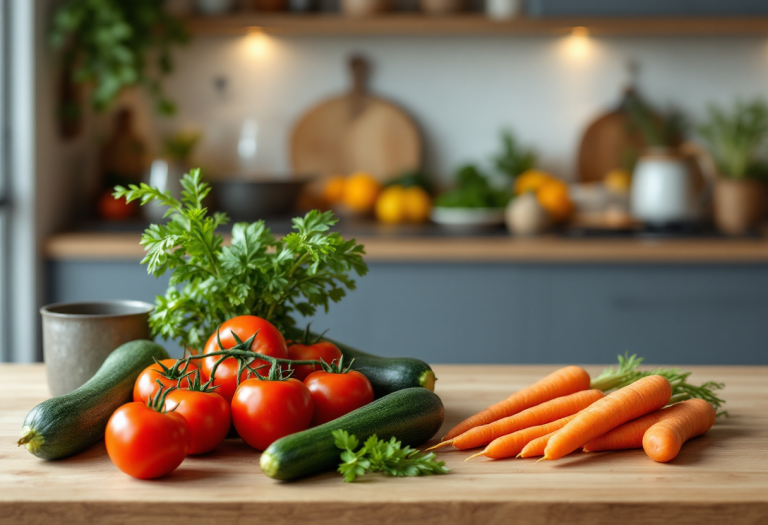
[46,260,768,365]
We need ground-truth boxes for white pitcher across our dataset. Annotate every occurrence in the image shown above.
[630,144,715,226]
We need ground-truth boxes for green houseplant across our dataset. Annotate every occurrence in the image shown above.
[698,99,768,234]
[50,0,188,118]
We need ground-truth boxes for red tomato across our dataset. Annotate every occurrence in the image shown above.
[164,389,231,455]
[133,359,198,403]
[304,369,374,426]
[105,402,191,479]
[98,191,136,221]
[231,378,313,451]
[200,316,289,403]
[287,341,342,381]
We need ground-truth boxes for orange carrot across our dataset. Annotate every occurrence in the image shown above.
[518,429,557,458]
[433,389,604,451]
[472,414,578,460]
[442,366,591,441]
[643,398,716,463]
[582,399,704,453]
[542,375,672,461]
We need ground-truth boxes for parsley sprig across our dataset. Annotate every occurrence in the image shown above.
[333,430,449,482]
[114,168,368,351]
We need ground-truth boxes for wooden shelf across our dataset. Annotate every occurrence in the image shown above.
[44,232,768,264]
[185,15,768,37]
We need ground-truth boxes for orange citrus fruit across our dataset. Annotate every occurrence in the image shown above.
[536,180,573,222]
[321,175,347,205]
[343,172,382,213]
[515,170,555,195]
[402,186,432,223]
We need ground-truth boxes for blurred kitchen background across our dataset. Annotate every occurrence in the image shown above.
[3,0,768,364]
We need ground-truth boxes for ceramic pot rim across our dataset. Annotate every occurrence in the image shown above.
[40,300,154,319]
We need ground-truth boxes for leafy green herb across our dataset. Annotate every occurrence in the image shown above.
[624,90,686,148]
[50,0,188,114]
[590,353,727,416]
[698,99,768,179]
[435,164,511,209]
[333,429,449,483]
[494,130,537,180]
[114,168,368,351]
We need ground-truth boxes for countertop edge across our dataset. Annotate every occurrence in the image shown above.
[43,232,768,264]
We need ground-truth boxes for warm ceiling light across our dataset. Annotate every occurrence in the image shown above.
[244,26,269,58]
[571,26,590,37]
[560,26,593,61]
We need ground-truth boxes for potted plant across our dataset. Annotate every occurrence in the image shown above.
[699,99,768,235]
[50,0,189,132]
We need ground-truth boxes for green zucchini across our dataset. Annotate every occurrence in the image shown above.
[18,340,168,460]
[260,387,444,480]
[319,333,437,398]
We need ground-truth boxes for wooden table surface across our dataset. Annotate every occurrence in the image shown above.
[2,364,767,524]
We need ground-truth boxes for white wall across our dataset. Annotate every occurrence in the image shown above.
[149,33,768,183]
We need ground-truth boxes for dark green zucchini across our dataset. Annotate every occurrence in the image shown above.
[260,387,444,481]
[18,340,168,460]
[292,329,436,398]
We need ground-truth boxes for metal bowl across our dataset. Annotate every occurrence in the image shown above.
[212,178,310,221]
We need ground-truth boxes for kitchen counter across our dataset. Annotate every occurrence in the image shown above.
[44,230,768,263]
[2,364,767,524]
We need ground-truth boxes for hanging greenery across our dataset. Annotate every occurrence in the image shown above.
[50,0,189,115]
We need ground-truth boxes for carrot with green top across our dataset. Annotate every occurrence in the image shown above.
[467,414,578,461]
[441,366,591,442]
[430,389,604,451]
[582,399,704,453]
[542,375,672,461]
[643,398,716,463]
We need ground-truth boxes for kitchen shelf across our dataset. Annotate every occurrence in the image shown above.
[44,232,768,263]
[185,14,768,37]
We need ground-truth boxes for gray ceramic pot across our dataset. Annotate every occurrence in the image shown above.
[40,301,154,396]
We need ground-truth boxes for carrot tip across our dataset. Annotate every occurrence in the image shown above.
[465,452,484,462]
[426,440,453,451]
[535,457,548,464]
[515,453,523,459]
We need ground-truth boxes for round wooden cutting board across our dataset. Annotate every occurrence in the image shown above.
[577,87,646,183]
[290,56,422,184]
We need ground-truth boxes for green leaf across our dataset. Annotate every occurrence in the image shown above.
[333,430,449,482]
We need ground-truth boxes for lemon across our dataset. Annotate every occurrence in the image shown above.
[375,185,406,224]
[402,186,432,223]
[604,169,632,194]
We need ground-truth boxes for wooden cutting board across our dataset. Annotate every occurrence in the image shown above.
[577,87,646,183]
[290,56,422,184]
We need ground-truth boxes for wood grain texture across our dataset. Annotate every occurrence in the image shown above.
[291,56,421,184]
[2,365,767,524]
[44,231,768,263]
[184,14,768,37]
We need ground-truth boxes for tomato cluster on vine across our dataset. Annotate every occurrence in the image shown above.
[105,315,374,479]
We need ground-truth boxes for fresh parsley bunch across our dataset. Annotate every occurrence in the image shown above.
[114,168,368,351]
[333,429,449,482]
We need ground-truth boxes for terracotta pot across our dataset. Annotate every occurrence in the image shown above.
[713,178,766,235]
[420,0,465,15]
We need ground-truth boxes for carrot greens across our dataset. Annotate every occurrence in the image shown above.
[589,353,727,416]
[114,168,368,351]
